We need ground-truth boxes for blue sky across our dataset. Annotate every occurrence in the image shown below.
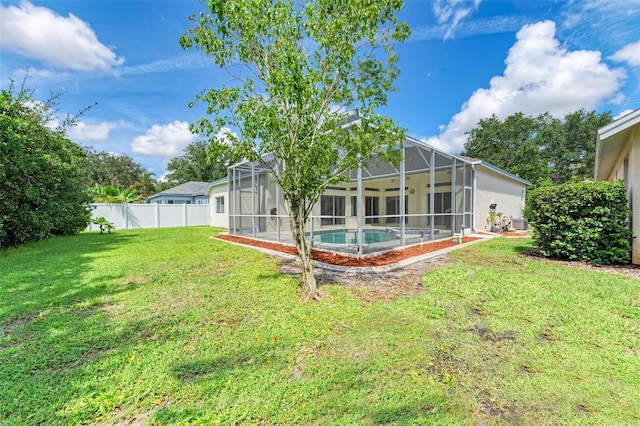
[1,0,639,179]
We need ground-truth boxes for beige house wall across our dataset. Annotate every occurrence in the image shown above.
[632,130,640,264]
[606,127,640,264]
[208,183,229,229]
[596,110,640,264]
[474,166,527,231]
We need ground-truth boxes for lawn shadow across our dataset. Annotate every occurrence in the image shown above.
[1,232,135,322]
[511,244,535,255]
[172,357,236,381]
[0,231,166,423]
[171,342,281,383]
[0,304,173,424]
[368,402,451,424]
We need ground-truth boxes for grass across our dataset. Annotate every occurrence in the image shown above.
[1,227,639,425]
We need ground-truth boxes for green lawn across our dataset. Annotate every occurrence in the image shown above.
[1,227,639,425]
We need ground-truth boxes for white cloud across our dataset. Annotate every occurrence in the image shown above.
[424,20,626,153]
[609,40,640,66]
[432,0,482,40]
[67,121,115,142]
[213,127,238,147]
[116,55,211,76]
[131,121,195,157]
[410,15,526,42]
[0,1,124,71]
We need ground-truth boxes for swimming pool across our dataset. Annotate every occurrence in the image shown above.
[310,229,399,245]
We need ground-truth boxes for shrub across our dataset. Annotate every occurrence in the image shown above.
[524,180,633,264]
[0,82,92,248]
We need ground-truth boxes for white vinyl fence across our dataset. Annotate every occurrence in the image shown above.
[87,203,210,231]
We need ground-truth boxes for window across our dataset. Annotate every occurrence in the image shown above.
[320,195,345,226]
[216,196,225,214]
[427,192,452,214]
[350,196,379,223]
[365,196,379,224]
[385,196,408,224]
[428,192,452,228]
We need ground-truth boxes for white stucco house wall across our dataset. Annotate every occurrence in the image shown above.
[462,158,529,231]
[595,108,640,264]
[205,177,229,229]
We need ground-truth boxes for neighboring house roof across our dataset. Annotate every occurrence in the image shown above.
[595,108,640,181]
[148,181,210,201]
[458,156,532,186]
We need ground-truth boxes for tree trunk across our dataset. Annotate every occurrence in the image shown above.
[289,205,319,300]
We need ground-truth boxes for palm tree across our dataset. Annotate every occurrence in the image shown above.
[135,171,157,201]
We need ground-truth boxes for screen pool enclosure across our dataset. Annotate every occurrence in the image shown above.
[228,136,474,257]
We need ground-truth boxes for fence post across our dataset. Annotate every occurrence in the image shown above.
[183,203,188,226]
[155,202,160,228]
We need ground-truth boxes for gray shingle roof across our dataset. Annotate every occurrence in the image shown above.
[153,181,210,197]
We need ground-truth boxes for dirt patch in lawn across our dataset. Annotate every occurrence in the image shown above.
[215,234,469,301]
[289,253,455,301]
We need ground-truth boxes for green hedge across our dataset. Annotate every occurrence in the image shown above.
[524,181,633,264]
[1,85,92,249]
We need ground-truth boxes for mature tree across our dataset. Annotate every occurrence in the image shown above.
[84,149,146,189]
[165,141,231,184]
[0,81,92,248]
[155,180,177,192]
[181,0,409,299]
[544,109,613,183]
[462,109,613,186]
[463,113,549,185]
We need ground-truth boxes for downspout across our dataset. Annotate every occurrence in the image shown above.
[430,149,435,241]
[357,161,363,258]
[399,144,406,247]
[472,164,477,233]
[251,163,256,239]
[275,165,281,242]
[451,158,456,236]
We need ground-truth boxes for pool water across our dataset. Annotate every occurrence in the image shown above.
[312,229,398,245]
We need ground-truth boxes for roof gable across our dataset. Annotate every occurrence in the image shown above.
[595,108,640,180]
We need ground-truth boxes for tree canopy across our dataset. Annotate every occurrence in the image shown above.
[0,81,92,248]
[462,109,613,186]
[165,141,232,185]
[84,149,146,189]
[181,0,410,299]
